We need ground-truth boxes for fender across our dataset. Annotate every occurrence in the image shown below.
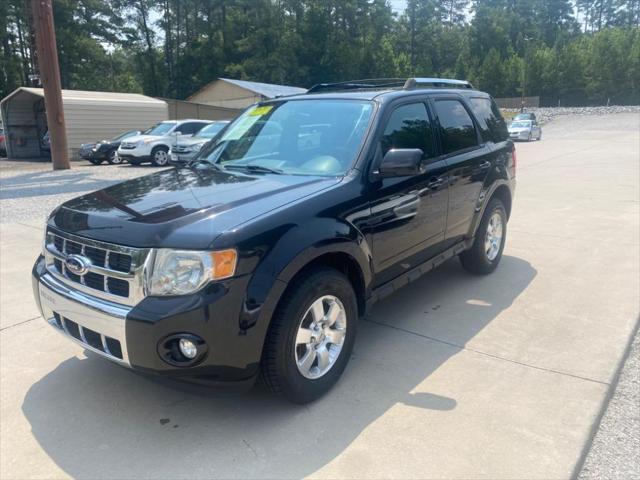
[234,217,373,365]
[468,178,513,238]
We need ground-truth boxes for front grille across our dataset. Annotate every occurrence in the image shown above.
[172,145,189,153]
[52,311,123,360]
[45,230,146,304]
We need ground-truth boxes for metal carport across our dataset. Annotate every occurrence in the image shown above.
[0,88,168,160]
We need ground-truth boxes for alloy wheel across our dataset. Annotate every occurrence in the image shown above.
[484,212,503,261]
[294,295,347,379]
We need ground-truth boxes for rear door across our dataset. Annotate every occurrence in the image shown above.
[431,96,492,242]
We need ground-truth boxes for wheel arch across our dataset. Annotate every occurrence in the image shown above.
[491,184,512,219]
[468,181,513,239]
[282,251,368,318]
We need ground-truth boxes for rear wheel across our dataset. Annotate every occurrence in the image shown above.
[151,146,169,166]
[460,197,507,275]
[261,268,357,404]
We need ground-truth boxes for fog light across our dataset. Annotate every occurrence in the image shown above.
[179,338,198,359]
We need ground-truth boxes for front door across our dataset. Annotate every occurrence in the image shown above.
[368,101,449,287]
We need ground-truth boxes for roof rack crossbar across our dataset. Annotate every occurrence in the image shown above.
[403,77,474,89]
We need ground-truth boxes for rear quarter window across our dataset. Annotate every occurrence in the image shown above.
[469,97,509,143]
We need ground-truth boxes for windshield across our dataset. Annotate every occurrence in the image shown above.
[196,123,227,139]
[144,122,176,136]
[196,100,374,176]
[514,114,533,121]
[110,130,139,142]
[510,121,531,128]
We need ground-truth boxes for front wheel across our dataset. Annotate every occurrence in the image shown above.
[460,197,507,275]
[107,149,123,165]
[151,146,169,166]
[261,268,358,403]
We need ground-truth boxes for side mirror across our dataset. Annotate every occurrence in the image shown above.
[377,149,424,177]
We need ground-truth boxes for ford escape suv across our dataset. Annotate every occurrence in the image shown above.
[32,78,515,404]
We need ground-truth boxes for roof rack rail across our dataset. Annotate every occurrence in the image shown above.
[306,78,407,94]
[403,77,474,89]
[306,77,473,94]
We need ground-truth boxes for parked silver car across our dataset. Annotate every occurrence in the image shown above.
[508,120,541,141]
[170,121,229,163]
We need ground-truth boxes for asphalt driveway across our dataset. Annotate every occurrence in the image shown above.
[1,112,638,479]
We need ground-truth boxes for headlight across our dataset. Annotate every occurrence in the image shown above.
[148,249,237,296]
[188,143,204,152]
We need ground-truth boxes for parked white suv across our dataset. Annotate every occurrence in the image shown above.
[118,119,211,166]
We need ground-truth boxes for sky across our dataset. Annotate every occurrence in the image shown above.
[389,0,408,13]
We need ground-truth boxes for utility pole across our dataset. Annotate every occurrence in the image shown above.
[31,0,69,170]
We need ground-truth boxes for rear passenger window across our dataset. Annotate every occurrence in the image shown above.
[469,97,509,142]
[434,100,478,154]
[381,103,436,159]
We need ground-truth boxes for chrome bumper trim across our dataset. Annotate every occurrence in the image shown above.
[37,271,132,366]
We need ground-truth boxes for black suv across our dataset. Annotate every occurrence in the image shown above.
[32,78,515,403]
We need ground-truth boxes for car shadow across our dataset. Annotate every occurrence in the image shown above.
[0,170,105,200]
[22,255,536,479]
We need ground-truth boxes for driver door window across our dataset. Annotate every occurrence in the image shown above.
[381,103,436,161]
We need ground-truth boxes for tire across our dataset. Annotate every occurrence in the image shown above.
[88,158,102,165]
[107,149,123,165]
[261,267,358,404]
[460,197,507,275]
[527,132,532,142]
[151,146,169,166]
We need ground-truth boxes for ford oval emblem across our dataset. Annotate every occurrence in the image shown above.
[65,254,92,276]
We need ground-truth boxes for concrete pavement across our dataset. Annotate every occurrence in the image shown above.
[1,113,638,479]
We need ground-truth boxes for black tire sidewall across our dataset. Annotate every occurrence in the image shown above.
[267,269,358,403]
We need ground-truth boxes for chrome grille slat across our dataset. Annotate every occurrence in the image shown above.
[44,228,151,307]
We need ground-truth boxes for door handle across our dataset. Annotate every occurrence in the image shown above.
[479,161,491,170]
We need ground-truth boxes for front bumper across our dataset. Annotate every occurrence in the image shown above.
[509,130,531,140]
[170,151,199,163]
[32,255,261,387]
[79,150,108,161]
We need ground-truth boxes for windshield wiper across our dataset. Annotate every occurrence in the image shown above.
[224,164,284,174]
[187,159,223,171]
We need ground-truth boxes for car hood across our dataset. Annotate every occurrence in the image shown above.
[49,167,341,249]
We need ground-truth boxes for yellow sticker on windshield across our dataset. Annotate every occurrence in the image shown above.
[249,105,273,116]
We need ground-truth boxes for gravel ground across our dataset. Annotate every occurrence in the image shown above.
[0,161,166,224]
[503,105,640,125]
[579,325,640,480]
